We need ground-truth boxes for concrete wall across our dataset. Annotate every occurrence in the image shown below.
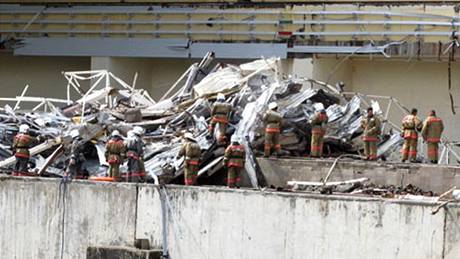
[0,177,137,259]
[0,53,90,104]
[91,57,194,100]
[0,54,313,104]
[312,57,460,141]
[2,176,460,259]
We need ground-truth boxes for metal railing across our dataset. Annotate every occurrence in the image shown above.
[1,5,459,42]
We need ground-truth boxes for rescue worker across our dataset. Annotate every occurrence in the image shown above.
[177,133,201,186]
[12,124,41,176]
[124,126,146,182]
[105,130,126,179]
[310,108,328,157]
[262,102,283,157]
[223,135,246,188]
[209,93,232,145]
[421,110,444,164]
[66,129,87,179]
[401,108,423,162]
[360,107,381,161]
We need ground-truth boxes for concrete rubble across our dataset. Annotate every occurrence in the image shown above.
[0,52,459,194]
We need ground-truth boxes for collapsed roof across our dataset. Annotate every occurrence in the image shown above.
[0,52,459,188]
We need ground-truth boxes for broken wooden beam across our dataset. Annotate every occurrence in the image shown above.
[0,137,62,169]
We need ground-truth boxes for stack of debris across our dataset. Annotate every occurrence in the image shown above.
[0,52,427,187]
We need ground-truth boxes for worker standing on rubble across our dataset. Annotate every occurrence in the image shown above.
[310,108,329,157]
[401,108,423,162]
[223,135,246,188]
[65,129,87,179]
[177,133,201,185]
[124,126,146,182]
[263,102,283,157]
[105,130,126,179]
[12,124,42,176]
[360,107,381,161]
[421,110,444,164]
[208,93,232,145]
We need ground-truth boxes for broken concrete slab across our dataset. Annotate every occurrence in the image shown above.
[257,157,460,193]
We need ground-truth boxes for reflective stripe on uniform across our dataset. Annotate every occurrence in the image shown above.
[426,137,440,142]
[127,151,139,160]
[311,146,323,151]
[228,162,243,167]
[108,159,119,164]
[187,159,199,165]
[211,117,228,124]
[266,128,280,133]
[15,153,29,158]
[363,136,378,142]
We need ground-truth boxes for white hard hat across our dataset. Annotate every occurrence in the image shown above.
[127,130,136,139]
[268,102,278,110]
[453,190,460,200]
[133,126,144,136]
[111,130,121,137]
[313,103,325,112]
[230,134,240,143]
[19,124,30,133]
[217,93,225,101]
[184,132,196,142]
[70,129,80,139]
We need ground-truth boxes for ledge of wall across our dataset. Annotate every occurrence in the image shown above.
[1,176,460,259]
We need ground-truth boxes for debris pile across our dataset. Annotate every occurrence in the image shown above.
[0,52,444,187]
[290,181,436,197]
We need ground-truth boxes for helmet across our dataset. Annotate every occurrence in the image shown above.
[19,124,29,133]
[268,102,278,110]
[111,130,121,137]
[230,134,240,143]
[184,132,196,142]
[70,129,80,139]
[133,126,144,136]
[127,130,136,139]
[313,103,325,112]
[453,190,460,200]
[217,93,225,101]
[338,81,345,87]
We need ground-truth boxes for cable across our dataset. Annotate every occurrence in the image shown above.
[57,177,69,259]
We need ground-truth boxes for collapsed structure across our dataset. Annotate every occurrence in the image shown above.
[0,52,459,189]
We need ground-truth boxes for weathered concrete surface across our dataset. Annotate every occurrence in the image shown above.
[257,157,460,193]
[87,246,162,259]
[2,176,460,259]
[137,185,454,259]
[444,203,460,259]
[0,177,137,259]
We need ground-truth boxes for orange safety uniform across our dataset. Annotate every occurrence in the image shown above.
[263,110,283,157]
[12,133,39,176]
[105,137,126,178]
[421,115,444,163]
[310,112,328,157]
[67,138,87,179]
[123,136,145,182]
[401,114,422,161]
[178,141,201,185]
[223,143,246,187]
[360,115,381,160]
[209,101,232,145]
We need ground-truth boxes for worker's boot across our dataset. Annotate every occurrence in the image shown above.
[264,145,271,157]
